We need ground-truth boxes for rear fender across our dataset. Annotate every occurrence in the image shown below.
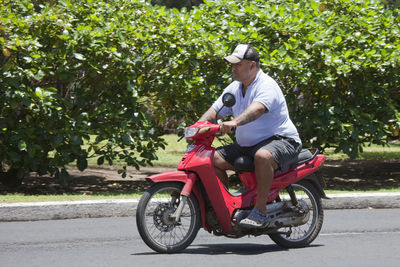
[303,172,329,199]
[147,171,209,230]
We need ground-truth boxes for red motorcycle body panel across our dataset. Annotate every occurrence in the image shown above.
[178,144,233,232]
[147,122,325,234]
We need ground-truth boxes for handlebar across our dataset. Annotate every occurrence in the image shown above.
[184,121,220,140]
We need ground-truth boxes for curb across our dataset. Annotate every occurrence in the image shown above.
[0,199,139,222]
[323,192,400,209]
[0,193,399,222]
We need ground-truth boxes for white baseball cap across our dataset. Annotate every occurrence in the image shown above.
[224,44,260,64]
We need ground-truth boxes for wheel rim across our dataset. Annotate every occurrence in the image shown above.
[276,184,319,242]
[141,186,198,248]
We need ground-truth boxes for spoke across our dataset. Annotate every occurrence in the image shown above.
[169,229,180,245]
[276,184,319,241]
[144,195,193,246]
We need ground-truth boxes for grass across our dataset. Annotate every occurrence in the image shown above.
[0,193,143,204]
[324,142,400,161]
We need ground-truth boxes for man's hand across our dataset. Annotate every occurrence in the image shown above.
[220,120,238,135]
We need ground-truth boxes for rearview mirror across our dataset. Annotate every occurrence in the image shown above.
[215,93,236,122]
[222,93,236,107]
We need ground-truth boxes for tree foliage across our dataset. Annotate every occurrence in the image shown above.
[141,0,400,157]
[0,0,399,183]
[0,0,166,180]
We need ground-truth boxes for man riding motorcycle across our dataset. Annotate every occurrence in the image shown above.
[198,44,302,228]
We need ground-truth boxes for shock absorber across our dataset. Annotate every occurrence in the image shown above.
[286,185,298,206]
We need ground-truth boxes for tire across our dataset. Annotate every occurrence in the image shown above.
[269,180,324,248]
[136,182,201,253]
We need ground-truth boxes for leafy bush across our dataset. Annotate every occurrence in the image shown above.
[137,0,400,157]
[0,0,166,181]
[0,0,399,185]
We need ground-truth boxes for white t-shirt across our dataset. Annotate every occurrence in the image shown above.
[212,70,301,147]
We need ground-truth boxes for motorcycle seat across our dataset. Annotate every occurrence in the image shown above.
[233,148,314,173]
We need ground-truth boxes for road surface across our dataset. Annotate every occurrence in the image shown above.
[1,209,399,267]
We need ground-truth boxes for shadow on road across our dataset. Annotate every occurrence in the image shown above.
[132,243,324,256]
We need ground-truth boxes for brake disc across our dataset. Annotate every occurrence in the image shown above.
[153,203,177,232]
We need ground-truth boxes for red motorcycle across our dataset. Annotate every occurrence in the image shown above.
[136,93,327,253]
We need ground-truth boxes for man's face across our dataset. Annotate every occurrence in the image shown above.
[231,60,254,82]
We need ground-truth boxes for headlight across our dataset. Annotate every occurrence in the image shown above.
[184,127,199,137]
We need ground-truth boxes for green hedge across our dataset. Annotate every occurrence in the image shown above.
[136,0,400,157]
[0,0,166,180]
[1,0,399,181]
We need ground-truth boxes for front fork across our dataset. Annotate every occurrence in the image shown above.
[170,195,188,222]
[170,172,198,222]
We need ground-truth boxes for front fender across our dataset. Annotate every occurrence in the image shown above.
[147,171,209,231]
[148,171,195,183]
[148,171,197,197]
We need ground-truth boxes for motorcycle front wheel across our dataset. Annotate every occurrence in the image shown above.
[269,180,324,248]
[136,182,201,253]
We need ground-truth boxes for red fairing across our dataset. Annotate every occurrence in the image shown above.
[268,154,325,202]
[178,145,234,232]
[185,121,220,146]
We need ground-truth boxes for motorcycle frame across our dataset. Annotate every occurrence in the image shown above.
[148,122,325,234]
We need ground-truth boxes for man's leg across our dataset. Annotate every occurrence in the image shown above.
[240,138,301,228]
[253,149,278,214]
[213,151,234,188]
[239,148,278,228]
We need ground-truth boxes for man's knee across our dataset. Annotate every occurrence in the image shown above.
[254,149,278,170]
[213,151,234,171]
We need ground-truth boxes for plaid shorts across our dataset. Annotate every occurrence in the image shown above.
[216,135,302,172]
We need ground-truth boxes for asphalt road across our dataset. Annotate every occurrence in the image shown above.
[1,209,400,267]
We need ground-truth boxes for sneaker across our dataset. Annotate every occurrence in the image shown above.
[239,207,273,229]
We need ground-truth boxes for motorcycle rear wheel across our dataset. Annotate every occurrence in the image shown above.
[136,182,201,253]
[269,180,324,248]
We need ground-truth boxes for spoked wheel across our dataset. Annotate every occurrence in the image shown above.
[136,182,201,253]
[269,180,324,248]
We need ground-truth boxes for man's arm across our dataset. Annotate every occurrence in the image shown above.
[220,101,266,134]
[198,107,221,123]
[233,101,266,126]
